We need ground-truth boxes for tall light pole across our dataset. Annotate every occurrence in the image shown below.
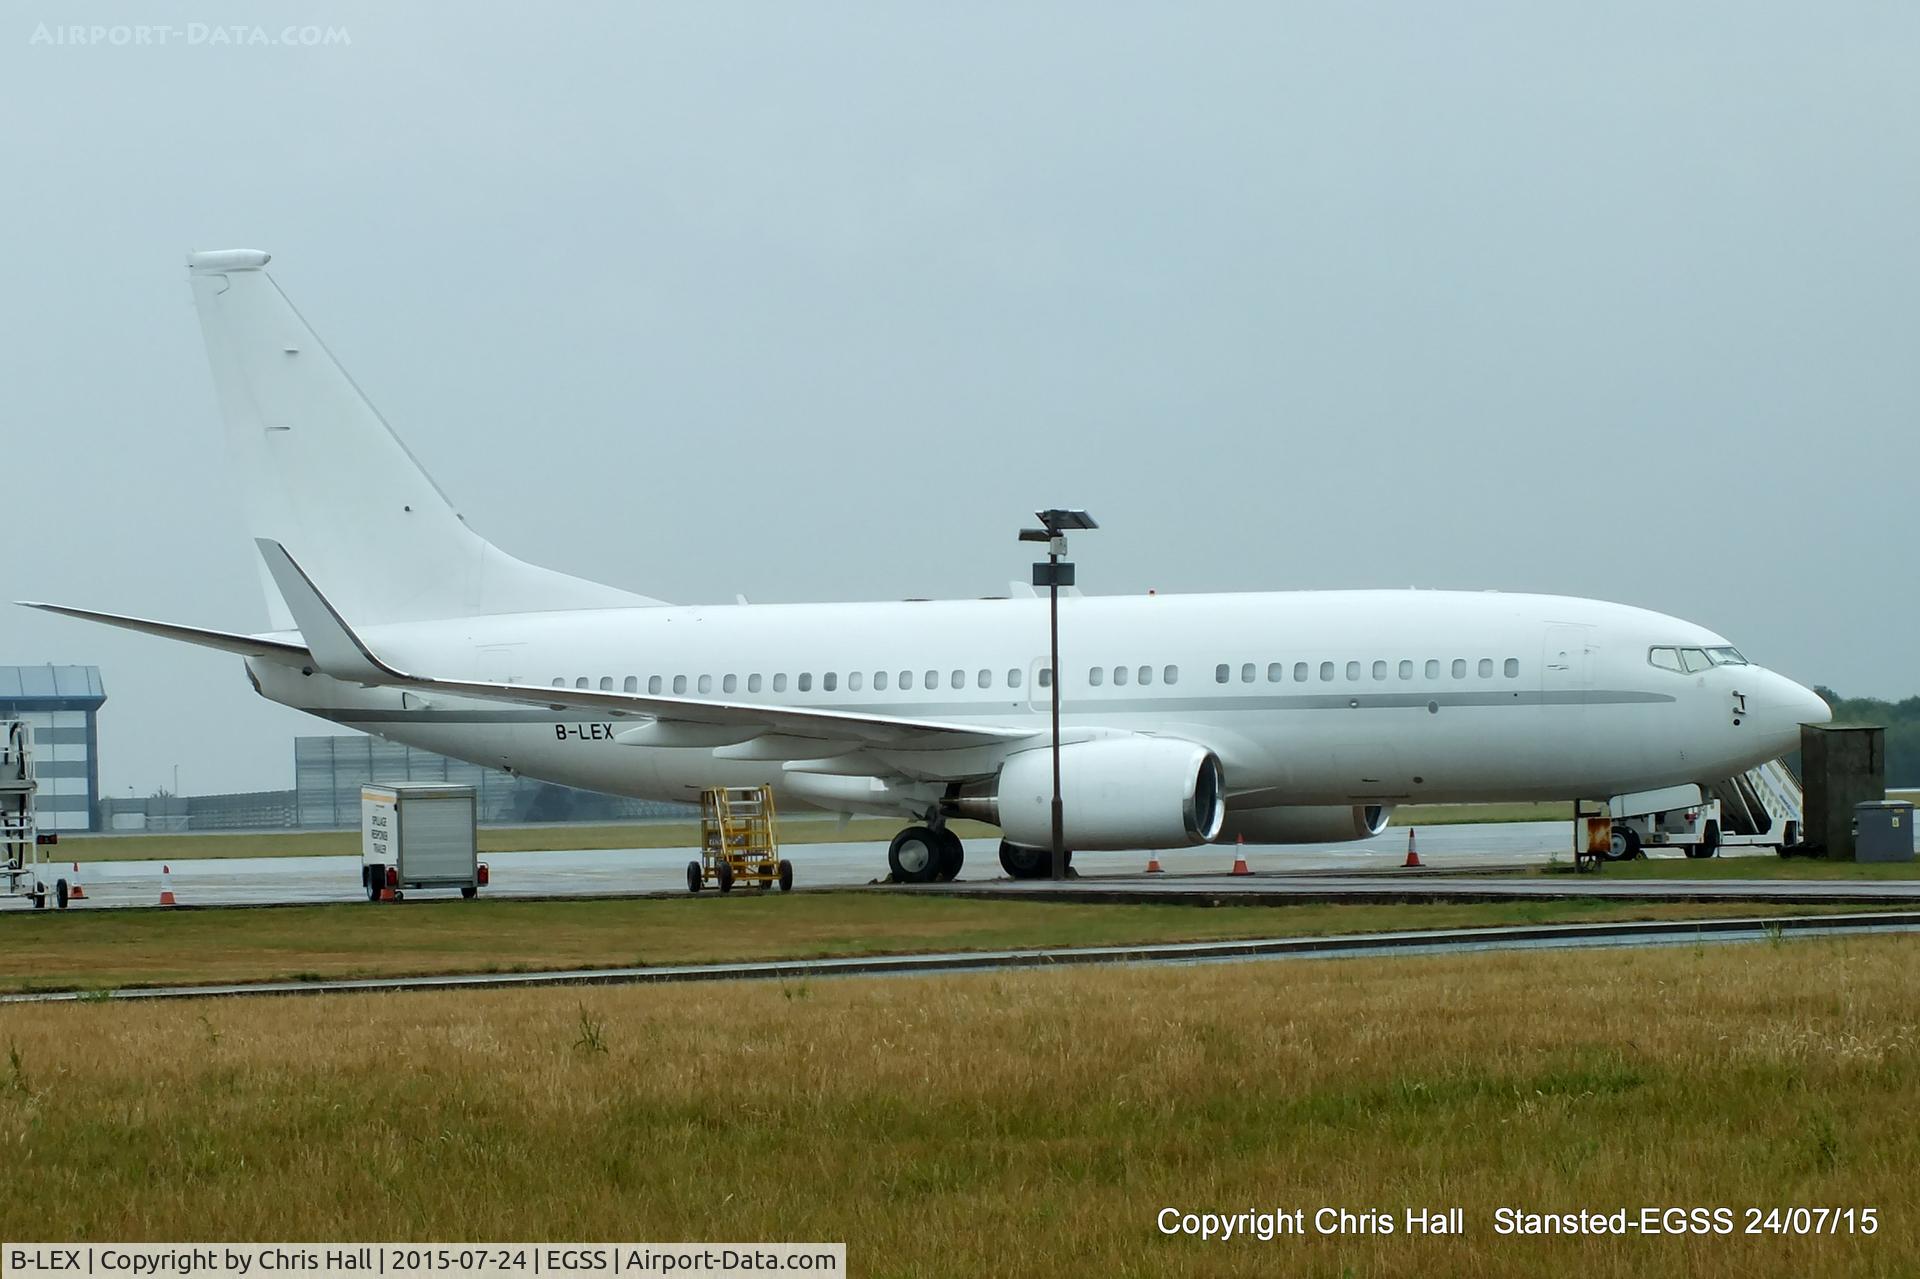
[1020,509,1098,880]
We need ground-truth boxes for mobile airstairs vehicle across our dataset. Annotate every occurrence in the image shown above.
[2,721,70,909]
[1607,757,1803,860]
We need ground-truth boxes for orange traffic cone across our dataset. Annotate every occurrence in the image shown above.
[1144,855,1164,874]
[1230,835,1252,876]
[159,863,177,907]
[1403,830,1421,868]
[67,862,85,900]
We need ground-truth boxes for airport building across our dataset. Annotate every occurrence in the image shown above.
[0,665,106,832]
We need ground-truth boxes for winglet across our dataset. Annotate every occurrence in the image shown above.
[254,539,403,684]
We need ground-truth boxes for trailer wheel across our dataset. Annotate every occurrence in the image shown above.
[55,878,69,910]
[1688,822,1722,859]
[686,861,703,893]
[777,859,794,893]
[365,865,383,901]
[30,883,45,910]
[1607,825,1641,861]
[716,860,735,893]
[460,884,477,899]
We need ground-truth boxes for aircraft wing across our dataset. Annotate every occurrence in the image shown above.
[254,540,1034,754]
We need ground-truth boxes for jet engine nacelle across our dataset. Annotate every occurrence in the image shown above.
[971,737,1227,850]
[1216,804,1392,844]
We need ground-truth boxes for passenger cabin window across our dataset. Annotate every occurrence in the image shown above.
[979,669,993,688]
[1504,658,1519,678]
[1268,662,1284,682]
[1319,661,1335,681]
[1163,665,1178,685]
[925,670,939,690]
[1345,660,1361,681]
[698,675,713,693]
[575,677,589,689]
[875,671,889,690]
[551,678,565,688]
[1241,663,1256,683]
[1425,660,1440,679]
[848,672,863,691]
[1215,664,1230,684]
[1138,665,1152,686]
[773,673,788,692]
[1451,659,1467,679]
[595,676,609,691]
[900,670,913,690]
[798,673,812,692]
[649,675,663,694]
[823,672,837,692]
[1008,669,1022,689]
[1478,658,1493,678]
[1038,668,1053,689]
[952,670,965,689]
[1398,660,1413,680]
[748,674,762,693]
[1090,667,1104,687]
[1373,660,1388,681]
[1114,665,1130,686]
[723,674,737,693]
[1294,662,1309,682]
[673,675,688,694]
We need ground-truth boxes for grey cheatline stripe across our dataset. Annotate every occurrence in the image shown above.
[3,912,1913,1004]
[308,688,1674,727]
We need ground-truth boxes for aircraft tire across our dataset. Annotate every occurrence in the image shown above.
[934,829,964,882]
[888,826,943,884]
[999,840,1068,879]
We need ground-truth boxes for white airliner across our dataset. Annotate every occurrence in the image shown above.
[24,249,1831,885]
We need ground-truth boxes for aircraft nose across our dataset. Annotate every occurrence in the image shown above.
[1755,670,1831,729]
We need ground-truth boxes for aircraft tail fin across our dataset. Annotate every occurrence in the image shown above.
[185,249,660,629]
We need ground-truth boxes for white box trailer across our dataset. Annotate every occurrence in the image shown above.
[361,783,486,901]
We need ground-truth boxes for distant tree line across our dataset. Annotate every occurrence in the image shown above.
[1811,687,1920,787]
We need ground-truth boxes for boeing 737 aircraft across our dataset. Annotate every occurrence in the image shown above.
[24,250,1832,884]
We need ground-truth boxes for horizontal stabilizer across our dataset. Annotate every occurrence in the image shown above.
[17,601,311,662]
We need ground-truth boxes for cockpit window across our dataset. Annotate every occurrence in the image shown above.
[1680,648,1715,673]
[1705,646,1747,666]
[1649,647,1683,673]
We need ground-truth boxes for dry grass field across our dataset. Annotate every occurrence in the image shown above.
[1,937,1916,1275]
[0,893,1867,993]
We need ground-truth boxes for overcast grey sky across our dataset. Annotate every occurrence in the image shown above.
[2,2,1914,798]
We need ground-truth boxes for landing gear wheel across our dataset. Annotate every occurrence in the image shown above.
[777,859,794,892]
[888,826,942,884]
[55,878,69,910]
[1688,823,1722,860]
[1607,825,1641,862]
[934,829,964,882]
[997,841,1070,879]
[716,859,735,893]
[686,860,703,893]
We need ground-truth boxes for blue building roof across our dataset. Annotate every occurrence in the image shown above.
[0,665,106,704]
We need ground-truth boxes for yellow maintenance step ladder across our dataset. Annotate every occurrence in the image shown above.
[690,784,794,894]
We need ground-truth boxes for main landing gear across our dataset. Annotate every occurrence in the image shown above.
[887,823,965,884]
[997,840,1072,880]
